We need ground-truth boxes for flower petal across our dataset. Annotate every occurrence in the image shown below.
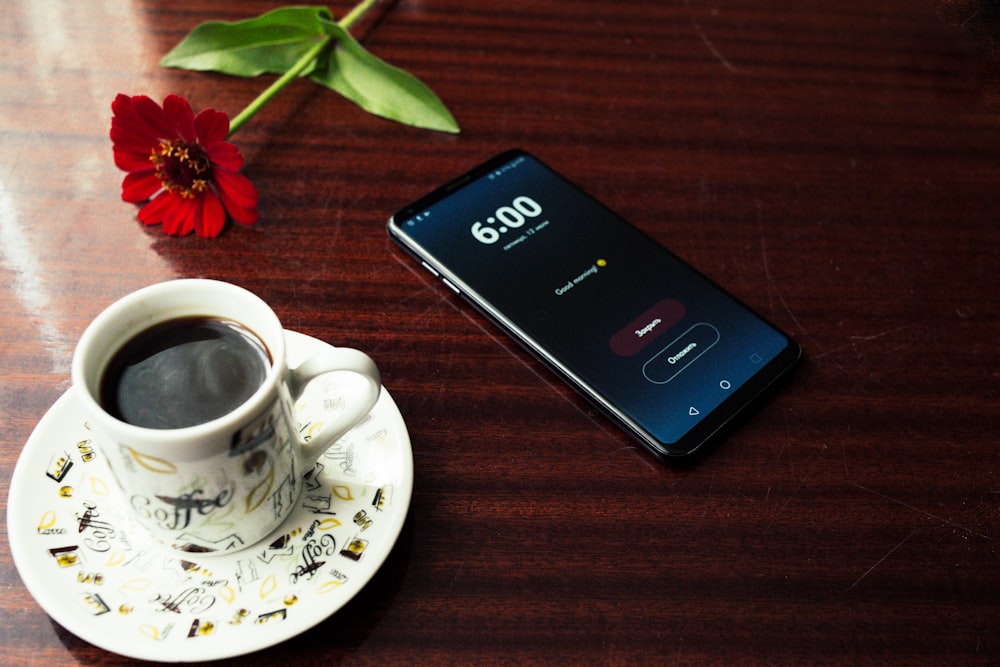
[113,94,175,141]
[163,95,197,144]
[213,170,259,225]
[136,190,174,227]
[113,148,155,173]
[161,195,197,236]
[195,108,230,146]
[110,122,159,155]
[195,191,227,238]
[220,196,259,226]
[111,95,154,139]
[121,171,162,203]
[213,168,258,208]
[205,141,244,171]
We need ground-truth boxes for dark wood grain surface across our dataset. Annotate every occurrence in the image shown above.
[2,1,998,664]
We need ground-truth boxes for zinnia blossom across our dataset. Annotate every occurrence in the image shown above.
[110,93,259,238]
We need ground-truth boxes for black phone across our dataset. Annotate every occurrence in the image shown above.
[387,149,801,459]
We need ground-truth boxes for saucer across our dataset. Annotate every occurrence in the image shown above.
[7,330,413,662]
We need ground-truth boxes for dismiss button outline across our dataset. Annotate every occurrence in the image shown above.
[642,323,720,385]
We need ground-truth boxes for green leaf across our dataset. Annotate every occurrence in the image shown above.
[311,19,460,134]
[160,6,333,77]
[160,4,460,134]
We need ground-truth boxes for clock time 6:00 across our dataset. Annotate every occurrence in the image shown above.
[471,195,543,244]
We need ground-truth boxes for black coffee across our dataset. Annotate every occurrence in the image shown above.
[100,317,271,429]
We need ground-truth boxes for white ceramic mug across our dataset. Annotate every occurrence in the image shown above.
[71,279,381,554]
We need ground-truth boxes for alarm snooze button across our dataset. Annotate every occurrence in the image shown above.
[609,298,686,357]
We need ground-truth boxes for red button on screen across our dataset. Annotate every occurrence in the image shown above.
[609,298,686,357]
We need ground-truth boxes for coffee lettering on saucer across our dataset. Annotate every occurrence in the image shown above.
[153,586,215,615]
[200,578,229,588]
[77,502,117,553]
[328,568,350,586]
[301,519,324,542]
[323,440,356,475]
[291,534,336,584]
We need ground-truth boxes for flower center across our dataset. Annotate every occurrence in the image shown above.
[151,140,212,198]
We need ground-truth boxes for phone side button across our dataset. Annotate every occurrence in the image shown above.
[441,277,461,295]
[421,261,440,277]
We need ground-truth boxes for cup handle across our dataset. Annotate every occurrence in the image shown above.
[286,348,382,468]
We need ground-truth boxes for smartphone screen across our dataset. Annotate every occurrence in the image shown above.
[387,149,800,459]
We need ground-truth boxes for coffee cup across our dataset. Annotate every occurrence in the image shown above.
[70,279,381,554]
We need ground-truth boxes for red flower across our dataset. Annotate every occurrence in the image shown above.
[110,94,258,237]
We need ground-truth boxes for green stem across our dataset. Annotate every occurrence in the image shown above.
[339,0,380,29]
[227,38,328,136]
[226,0,381,137]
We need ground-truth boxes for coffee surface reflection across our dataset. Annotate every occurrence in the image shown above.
[100,317,271,429]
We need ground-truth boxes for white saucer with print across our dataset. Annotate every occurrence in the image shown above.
[7,330,413,662]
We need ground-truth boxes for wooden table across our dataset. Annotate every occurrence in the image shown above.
[2,1,998,664]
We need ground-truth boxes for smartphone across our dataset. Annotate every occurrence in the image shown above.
[387,149,800,459]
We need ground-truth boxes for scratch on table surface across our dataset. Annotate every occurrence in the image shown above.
[961,9,981,27]
[756,205,775,313]
[683,0,739,72]
[755,200,818,355]
[754,476,807,543]
[810,324,912,361]
[852,483,992,540]
[847,529,916,591]
[447,560,465,593]
[847,326,910,343]
[778,293,810,342]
